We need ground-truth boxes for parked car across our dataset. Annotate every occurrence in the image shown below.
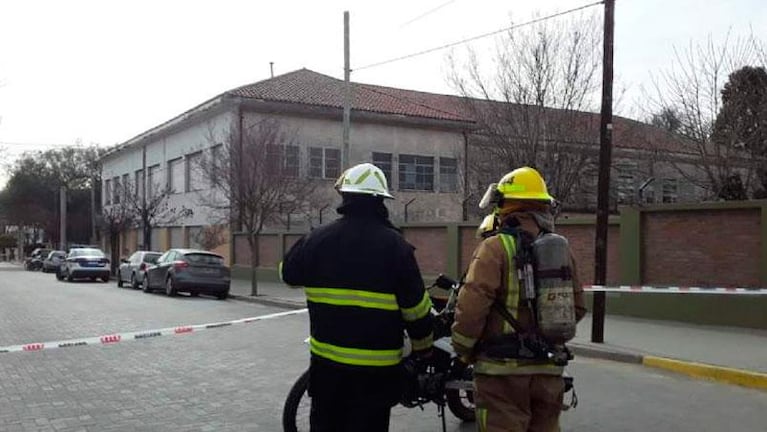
[116,251,162,289]
[24,248,51,271]
[57,248,111,282]
[42,250,66,273]
[144,249,230,299]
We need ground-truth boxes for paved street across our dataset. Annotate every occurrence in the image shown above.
[1,263,766,431]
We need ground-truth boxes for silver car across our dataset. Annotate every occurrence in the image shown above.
[57,248,111,282]
[42,250,66,273]
[116,251,162,289]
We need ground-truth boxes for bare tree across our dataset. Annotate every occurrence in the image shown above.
[448,12,601,208]
[646,32,765,199]
[118,181,192,251]
[193,224,227,251]
[196,117,316,296]
[99,196,135,275]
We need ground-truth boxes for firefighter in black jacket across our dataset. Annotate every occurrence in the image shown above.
[281,163,434,432]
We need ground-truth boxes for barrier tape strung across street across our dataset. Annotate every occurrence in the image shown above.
[584,285,767,295]
[0,309,308,355]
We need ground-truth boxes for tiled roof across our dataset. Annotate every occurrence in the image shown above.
[229,68,687,153]
[228,68,472,123]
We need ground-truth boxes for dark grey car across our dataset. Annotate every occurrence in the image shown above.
[116,251,162,289]
[144,249,230,299]
[42,250,66,273]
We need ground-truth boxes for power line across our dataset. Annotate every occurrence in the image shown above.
[0,141,80,148]
[355,0,604,72]
[399,0,457,28]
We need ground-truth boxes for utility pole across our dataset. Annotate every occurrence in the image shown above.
[592,0,615,343]
[270,62,274,78]
[342,10,352,168]
[90,177,97,245]
[59,186,67,251]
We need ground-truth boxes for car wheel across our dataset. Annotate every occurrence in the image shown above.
[165,277,177,297]
[56,269,64,281]
[66,269,73,282]
[216,291,229,300]
[130,273,139,290]
[101,275,110,283]
[117,271,123,287]
[142,275,152,293]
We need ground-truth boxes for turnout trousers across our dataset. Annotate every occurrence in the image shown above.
[474,374,565,432]
[307,358,400,432]
[310,395,392,432]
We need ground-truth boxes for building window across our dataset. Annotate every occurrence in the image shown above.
[185,151,203,192]
[121,174,130,201]
[285,145,299,177]
[135,169,144,201]
[615,163,636,204]
[210,144,223,186]
[148,164,161,198]
[373,152,393,185]
[104,179,112,205]
[112,177,121,204]
[399,154,434,191]
[439,157,458,193]
[168,158,184,194]
[309,147,341,179]
[267,145,299,177]
[662,178,678,203]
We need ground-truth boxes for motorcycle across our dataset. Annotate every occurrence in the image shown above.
[282,274,476,432]
[24,256,44,271]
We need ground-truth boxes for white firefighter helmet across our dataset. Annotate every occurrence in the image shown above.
[334,163,394,199]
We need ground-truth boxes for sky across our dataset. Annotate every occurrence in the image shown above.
[0,0,765,186]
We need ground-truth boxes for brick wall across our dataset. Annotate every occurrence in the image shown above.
[402,226,447,275]
[558,224,620,285]
[258,234,280,268]
[231,202,766,290]
[642,208,762,287]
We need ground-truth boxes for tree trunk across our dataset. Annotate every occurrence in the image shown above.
[143,220,152,251]
[249,233,259,296]
[110,231,120,276]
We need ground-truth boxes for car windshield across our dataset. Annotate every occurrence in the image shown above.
[143,253,162,264]
[184,253,224,266]
[71,249,105,257]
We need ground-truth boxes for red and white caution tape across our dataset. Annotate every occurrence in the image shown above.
[584,285,767,295]
[0,308,308,355]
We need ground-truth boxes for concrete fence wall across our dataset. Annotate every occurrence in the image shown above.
[231,200,767,328]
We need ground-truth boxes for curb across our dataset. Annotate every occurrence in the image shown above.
[570,342,644,364]
[228,293,306,310]
[642,356,767,391]
[571,342,767,391]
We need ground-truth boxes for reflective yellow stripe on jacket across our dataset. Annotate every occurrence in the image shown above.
[401,291,432,321]
[305,287,399,311]
[498,234,519,334]
[310,337,402,367]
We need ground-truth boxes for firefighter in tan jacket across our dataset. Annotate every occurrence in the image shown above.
[452,167,587,432]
